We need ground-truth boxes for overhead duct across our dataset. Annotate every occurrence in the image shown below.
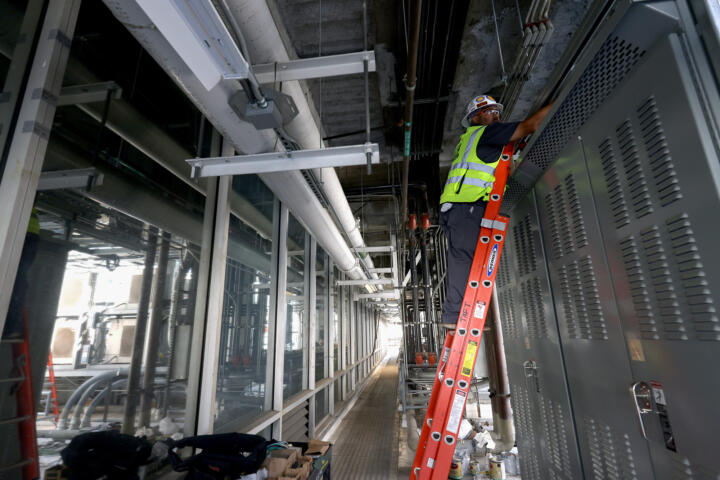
[101,0,368,280]
[209,0,381,280]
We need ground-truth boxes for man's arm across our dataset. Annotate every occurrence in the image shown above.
[510,101,555,142]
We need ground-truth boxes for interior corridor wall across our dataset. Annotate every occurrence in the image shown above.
[497,0,720,478]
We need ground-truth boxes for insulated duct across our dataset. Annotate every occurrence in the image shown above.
[225,0,380,281]
[102,0,367,280]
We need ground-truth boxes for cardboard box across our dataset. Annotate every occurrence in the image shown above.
[270,447,298,466]
[305,439,329,456]
[262,456,289,477]
[284,467,307,480]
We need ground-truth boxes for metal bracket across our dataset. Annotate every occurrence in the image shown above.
[187,143,380,178]
[253,50,376,84]
[57,82,122,106]
[37,168,104,191]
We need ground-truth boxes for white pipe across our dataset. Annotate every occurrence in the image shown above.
[102,0,365,279]
[227,0,380,279]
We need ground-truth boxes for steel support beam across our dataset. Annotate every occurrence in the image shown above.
[0,0,81,333]
[197,136,232,435]
[253,50,376,84]
[268,201,289,439]
[57,81,122,106]
[37,168,103,191]
[188,143,379,178]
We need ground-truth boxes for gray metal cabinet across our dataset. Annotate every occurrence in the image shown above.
[498,195,584,480]
[580,30,720,479]
[534,135,656,480]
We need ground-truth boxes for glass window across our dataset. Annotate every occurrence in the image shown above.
[315,247,328,382]
[316,387,329,426]
[215,174,275,430]
[37,192,203,436]
[284,215,306,399]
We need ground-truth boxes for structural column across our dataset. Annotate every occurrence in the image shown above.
[0,0,82,331]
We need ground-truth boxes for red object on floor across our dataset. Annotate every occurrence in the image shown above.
[415,352,424,365]
[420,213,430,230]
[427,352,437,365]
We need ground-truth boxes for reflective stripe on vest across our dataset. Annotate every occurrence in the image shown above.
[440,126,501,204]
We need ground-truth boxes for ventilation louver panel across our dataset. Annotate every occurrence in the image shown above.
[616,119,653,219]
[584,416,638,480]
[502,36,645,210]
[666,214,719,341]
[512,384,542,479]
[619,235,658,339]
[522,277,549,339]
[599,138,630,228]
[513,214,538,276]
[538,394,573,478]
[637,96,682,207]
[559,257,607,340]
[499,289,519,339]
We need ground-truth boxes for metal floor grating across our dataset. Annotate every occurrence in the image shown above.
[329,357,399,479]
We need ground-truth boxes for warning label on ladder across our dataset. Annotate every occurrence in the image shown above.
[461,341,478,376]
[446,390,467,434]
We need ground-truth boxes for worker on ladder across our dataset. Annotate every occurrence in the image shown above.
[438,95,553,328]
[2,208,40,339]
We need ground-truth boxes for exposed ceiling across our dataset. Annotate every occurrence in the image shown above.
[0,0,601,257]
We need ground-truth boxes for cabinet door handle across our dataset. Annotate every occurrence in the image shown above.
[630,381,653,439]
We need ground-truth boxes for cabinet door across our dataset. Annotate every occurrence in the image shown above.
[581,32,720,479]
[498,194,584,480]
[535,132,655,479]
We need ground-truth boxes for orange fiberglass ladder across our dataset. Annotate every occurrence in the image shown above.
[410,143,514,480]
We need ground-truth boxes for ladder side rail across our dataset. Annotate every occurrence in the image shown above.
[410,331,454,474]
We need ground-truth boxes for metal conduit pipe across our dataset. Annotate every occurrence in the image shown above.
[419,229,436,351]
[70,371,127,430]
[57,369,127,430]
[139,231,171,428]
[81,378,128,428]
[401,0,423,225]
[103,0,367,281]
[484,287,515,452]
[121,227,158,435]
[162,250,194,418]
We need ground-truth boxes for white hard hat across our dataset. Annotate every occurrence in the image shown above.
[461,94,503,128]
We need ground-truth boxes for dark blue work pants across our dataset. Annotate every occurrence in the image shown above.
[439,201,487,324]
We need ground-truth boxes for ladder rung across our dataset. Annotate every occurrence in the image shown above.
[0,376,25,384]
[0,459,33,473]
[0,338,24,344]
[0,415,29,426]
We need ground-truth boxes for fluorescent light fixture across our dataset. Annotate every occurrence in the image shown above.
[136,0,250,91]
[187,143,380,178]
